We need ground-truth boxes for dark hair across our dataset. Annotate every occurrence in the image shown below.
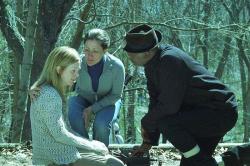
[83,29,110,49]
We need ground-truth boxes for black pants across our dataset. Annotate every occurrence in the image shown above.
[221,143,250,166]
[158,107,237,166]
[179,137,221,166]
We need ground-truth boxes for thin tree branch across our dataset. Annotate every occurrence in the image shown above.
[220,0,234,18]
[64,16,95,24]
[238,0,246,12]
[105,20,250,32]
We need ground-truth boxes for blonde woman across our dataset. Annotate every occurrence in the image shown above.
[30,46,124,166]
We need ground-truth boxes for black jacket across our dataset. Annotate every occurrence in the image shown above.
[141,45,237,141]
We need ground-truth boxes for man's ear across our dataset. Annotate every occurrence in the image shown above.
[56,66,61,74]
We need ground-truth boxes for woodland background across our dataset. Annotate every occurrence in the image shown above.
[0,0,249,145]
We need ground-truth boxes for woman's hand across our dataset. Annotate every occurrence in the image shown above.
[83,107,93,131]
[29,87,41,102]
[92,140,109,155]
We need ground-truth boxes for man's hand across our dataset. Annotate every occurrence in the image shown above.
[83,107,93,131]
[29,87,41,102]
[141,127,151,143]
[131,143,152,157]
[141,125,160,146]
[131,127,152,156]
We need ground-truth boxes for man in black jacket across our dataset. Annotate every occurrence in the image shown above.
[123,24,238,166]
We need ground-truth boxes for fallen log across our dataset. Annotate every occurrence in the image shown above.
[108,143,246,150]
[0,143,21,148]
[0,142,246,149]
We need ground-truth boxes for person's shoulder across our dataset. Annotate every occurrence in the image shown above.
[39,85,61,100]
[31,85,62,110]
[106,53,124,68]
[160,45,187,61]
[157,46,187,69]
[106,53,121,62]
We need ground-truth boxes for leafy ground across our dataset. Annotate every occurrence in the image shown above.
[0,144,227,166]
[0,144,32,166]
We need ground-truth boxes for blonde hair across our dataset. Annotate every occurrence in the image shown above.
[32,46,80,99]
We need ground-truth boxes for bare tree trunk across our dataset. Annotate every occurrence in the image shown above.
[31,0,77,81]
[0,0,24,59]
[238,55,247,120]
[70,0,94,49]
[10,0,39,143]
[244,85,250,142]
[219,0,249,141]
[126,90,136,143]
[170,30,184,50]
[168,1,184,50]
[16,0,24,35]
[191,0,210,68]
[201,0,211,68]
[12,0,25,134]
[237,36,250,141]
[125,0,143,143]
[0,0,24,142]
[21,0,77,141]
[8,53,20,142]
[214,36,232,79]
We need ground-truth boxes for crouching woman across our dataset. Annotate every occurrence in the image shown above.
[30,46,124,166]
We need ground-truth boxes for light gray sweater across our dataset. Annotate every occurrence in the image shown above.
[30,85,95,165]
[76,53,125,113]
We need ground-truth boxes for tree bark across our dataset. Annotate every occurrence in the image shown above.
[16,0,24,35]
[126,90,136,143]
[1,0,77,142]
[214,36,232,79]
[201,0,211,68]
[237,37,250,142]
[22,0,77,141]
[0,0,24,61]
[10,0,39,143]
[220,0,249,141]
[168,1,184,50]
[70,0,94,49]
[31,0,76,81]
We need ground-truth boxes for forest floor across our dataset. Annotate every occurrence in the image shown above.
[0,143,228,166]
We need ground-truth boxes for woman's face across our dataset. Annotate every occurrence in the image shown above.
[59,62,81,87]
[83,39,106,66]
